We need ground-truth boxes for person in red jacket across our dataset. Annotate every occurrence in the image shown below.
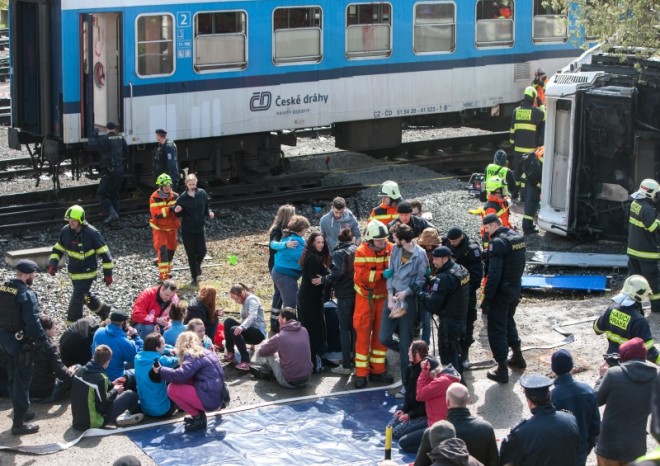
[150,173,180,281]
[131,281,179,340]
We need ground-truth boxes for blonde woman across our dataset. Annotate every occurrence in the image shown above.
[174,173,214,284]
[268,204,296,332]
[154,331,225,432]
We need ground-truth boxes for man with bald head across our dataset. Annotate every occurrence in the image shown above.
[413,383,498,466]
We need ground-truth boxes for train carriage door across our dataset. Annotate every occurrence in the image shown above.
[81,13,122,137]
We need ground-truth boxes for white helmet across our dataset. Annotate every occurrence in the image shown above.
[364,220,388,242]
[636,179,660,199]
[621,275,651,302]
[379,180,401,200]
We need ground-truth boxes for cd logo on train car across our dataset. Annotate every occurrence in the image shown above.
[250,92,272,111]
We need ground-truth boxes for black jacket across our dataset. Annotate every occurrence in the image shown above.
[0,279,46,357]
[500,404,579,466]
[400,359,430,420]
[71,360,118,430]
[185,297,218,340]
[420,260,469,320]
[447,407,498,466]
[30,338,71,398]
[483,227,525,303]
[322,241,357,299]
[443,234,483,291]
[59,316,99,367]
[627,198,660,261]
[50,224,113,280]
[88,132,127,171]
[175,188,211,234]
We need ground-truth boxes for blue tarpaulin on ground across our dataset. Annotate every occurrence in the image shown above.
[521,274,608,291]
[127,389,417,466]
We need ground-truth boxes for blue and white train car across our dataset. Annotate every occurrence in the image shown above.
[9,0,582,183]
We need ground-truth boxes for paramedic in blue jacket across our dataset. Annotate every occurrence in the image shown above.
[134,332,178,417]
[91,311,143,383]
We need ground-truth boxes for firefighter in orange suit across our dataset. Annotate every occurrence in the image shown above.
[369,180,402,224]
[353,220,392,389]
[150,173,180,281]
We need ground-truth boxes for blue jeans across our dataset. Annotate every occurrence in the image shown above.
[135,323,156,341]
[379,294,418,385]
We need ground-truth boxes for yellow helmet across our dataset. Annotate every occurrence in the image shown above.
[364,220,388,242]
[156,173,173,186]
[621,275,651,302]
[636,179,660,199]
[524,86,538,100]
[64,205,86,224]
[379,180,401,200]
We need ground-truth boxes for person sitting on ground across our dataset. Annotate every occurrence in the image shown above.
[253,308,313,388]
[186,318,214,350]
[163,303,186,347]
[92,311,143,384]
[134,332,178,418]
[404,362,462,453]
[59,316,100,367]
[154,331,226,432]
[30,314,77,403]
[131,280,179,341]
[550,349,600,466]
[388,341,437,452]
[71,344,143,430]
[223,284,267,370]
[428,437,484,466]
[594,337,657,465]
[184,285,220,341]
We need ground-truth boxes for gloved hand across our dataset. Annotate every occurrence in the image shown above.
[104,275,113,286]
[382,269,393,279]
[48,265,57,276]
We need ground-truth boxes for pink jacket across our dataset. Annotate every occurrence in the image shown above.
[416,365,461,426]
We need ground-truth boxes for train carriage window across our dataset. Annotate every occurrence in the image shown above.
[273,7,322,65]
[346,3,392,59]
[532,0,567,42]
[413,3,456,54]
[194,11,247,72]
[136,14,175,77]
[475,0,514,47]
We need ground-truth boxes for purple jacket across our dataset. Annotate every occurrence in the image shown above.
[160,349,225,411]
[258,319,312,382]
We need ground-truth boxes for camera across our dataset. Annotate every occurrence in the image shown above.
[603,353,621,367]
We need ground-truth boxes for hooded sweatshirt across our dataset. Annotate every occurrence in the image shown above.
[258,319,313,382]
[134,350,178,416]
[428,437,484,466]
[595,359,658,462]
[319,208,361,251]
[417,364,462,426]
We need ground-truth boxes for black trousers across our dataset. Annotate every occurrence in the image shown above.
[182,230,207,280]
[460,287,478,355]
[487,292,522,363]
[438,317,465,373]
[0,333,33,426]
[224,317,265,363]
[97,169,123,215]
[69,278,103,322]
[523,184,540,232]
[336,295,356,369]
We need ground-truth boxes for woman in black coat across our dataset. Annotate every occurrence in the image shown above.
[298,231,331,373]
[184,285,220,341]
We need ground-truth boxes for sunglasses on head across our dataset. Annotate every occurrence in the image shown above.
[164,285,177,291]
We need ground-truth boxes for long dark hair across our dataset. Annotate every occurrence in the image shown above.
[299,231,331,268]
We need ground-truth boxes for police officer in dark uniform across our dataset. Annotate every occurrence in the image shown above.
[442,227,483,368]
[0,259,47,435]
[418,246,470,373]
[481,214,526,383]
[500,374,579,466]
[627,178,660,313]
[153,128,180,191]
[88,122,128,224]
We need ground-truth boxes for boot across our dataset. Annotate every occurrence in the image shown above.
[507,348,527,370]
[97,303,111,320]
[167,250,176,263]
[11,422,39,436]
[369,372,394,384]
[184,411,207,432]
[486,362,509,383]
[460,349,471,370]
[355,376,368,389]
[104,208,119,224]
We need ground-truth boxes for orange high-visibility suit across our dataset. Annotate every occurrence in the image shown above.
[149,189,180,280]
[353,241,392,377]
[369,203,399,224]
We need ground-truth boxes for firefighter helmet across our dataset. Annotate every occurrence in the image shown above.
[535,68,546,78]
[486,176,504,193]
[621,275,651,302]
[524,86,537,99]
[636,179,660,199]
[64,205,86,224]
[379,180,402,200]
[364,220,388,242]
[156,173,173,186]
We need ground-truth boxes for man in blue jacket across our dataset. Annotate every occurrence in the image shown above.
[550,349,600,466]
[91,311,143,383]
[134,333,178,417]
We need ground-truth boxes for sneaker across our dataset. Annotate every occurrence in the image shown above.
[249,364,273,380]
[395,387,407,399]
[330,366,353,375]
[116,411,144,427]
[223,352,236,363]
[235,362,251,371]
[11,423,39,435]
